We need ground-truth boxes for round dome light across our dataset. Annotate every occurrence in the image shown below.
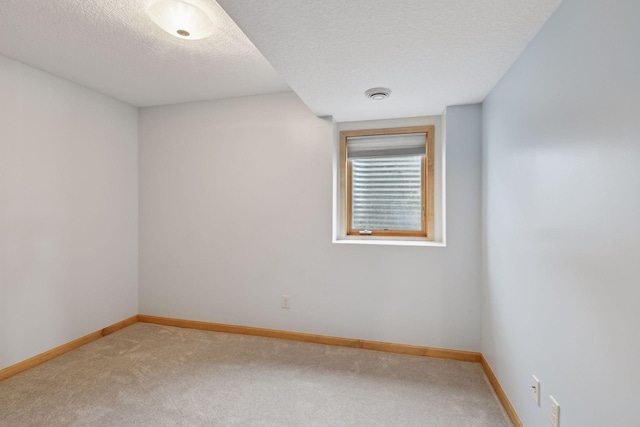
[146,0,215,40]
[365,87,392,100]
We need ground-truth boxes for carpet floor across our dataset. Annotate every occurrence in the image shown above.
[0,323,511,426]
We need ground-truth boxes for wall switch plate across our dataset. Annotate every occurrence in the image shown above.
[531,375,540,406]
[281,295,290,309]
[550,395,560,427]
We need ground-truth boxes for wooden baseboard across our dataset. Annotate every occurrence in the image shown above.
[137,314,482,363]
[480,355,523,427]
[0,315,138,382]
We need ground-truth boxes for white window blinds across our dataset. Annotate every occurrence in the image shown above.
[347,133,425,232]
[347,133,426,159]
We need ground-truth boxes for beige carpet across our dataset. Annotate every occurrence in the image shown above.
[0,323,511,426]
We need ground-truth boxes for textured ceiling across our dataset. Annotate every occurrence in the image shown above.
[217,0,562,121]
[0,0,562,119]
[0,0,289,107]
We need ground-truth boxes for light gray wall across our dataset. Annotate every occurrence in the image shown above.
[482,0,640,425]
[444,105,482,341]
[139,93,483,351]
[0,55,139,369]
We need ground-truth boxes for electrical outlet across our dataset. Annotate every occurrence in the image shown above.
[531,375,540,406]
[281,295,290,309]
[550,395,560,427]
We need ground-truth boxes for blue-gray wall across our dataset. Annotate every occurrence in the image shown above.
[482,0,640,425]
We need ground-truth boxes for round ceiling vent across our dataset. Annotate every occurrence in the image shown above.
[365,87,392,100]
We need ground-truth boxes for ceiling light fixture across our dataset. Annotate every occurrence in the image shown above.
[365,87,392,100]
[146,0,215,40]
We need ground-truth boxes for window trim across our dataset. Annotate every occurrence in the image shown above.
[340,125,435,240]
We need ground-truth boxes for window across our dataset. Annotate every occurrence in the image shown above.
[340,126,435,240]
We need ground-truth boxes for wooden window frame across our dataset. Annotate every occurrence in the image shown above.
[340,126,435,240]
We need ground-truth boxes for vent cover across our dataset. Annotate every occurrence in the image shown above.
[365,87,392,100]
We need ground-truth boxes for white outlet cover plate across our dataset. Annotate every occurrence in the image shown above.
[550,395,560,427]
[281,295,290,309]
[531,375,540,405]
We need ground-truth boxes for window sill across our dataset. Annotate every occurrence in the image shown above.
[333,236,446,247]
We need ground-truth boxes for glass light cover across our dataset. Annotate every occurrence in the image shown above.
[147,0,215,40]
